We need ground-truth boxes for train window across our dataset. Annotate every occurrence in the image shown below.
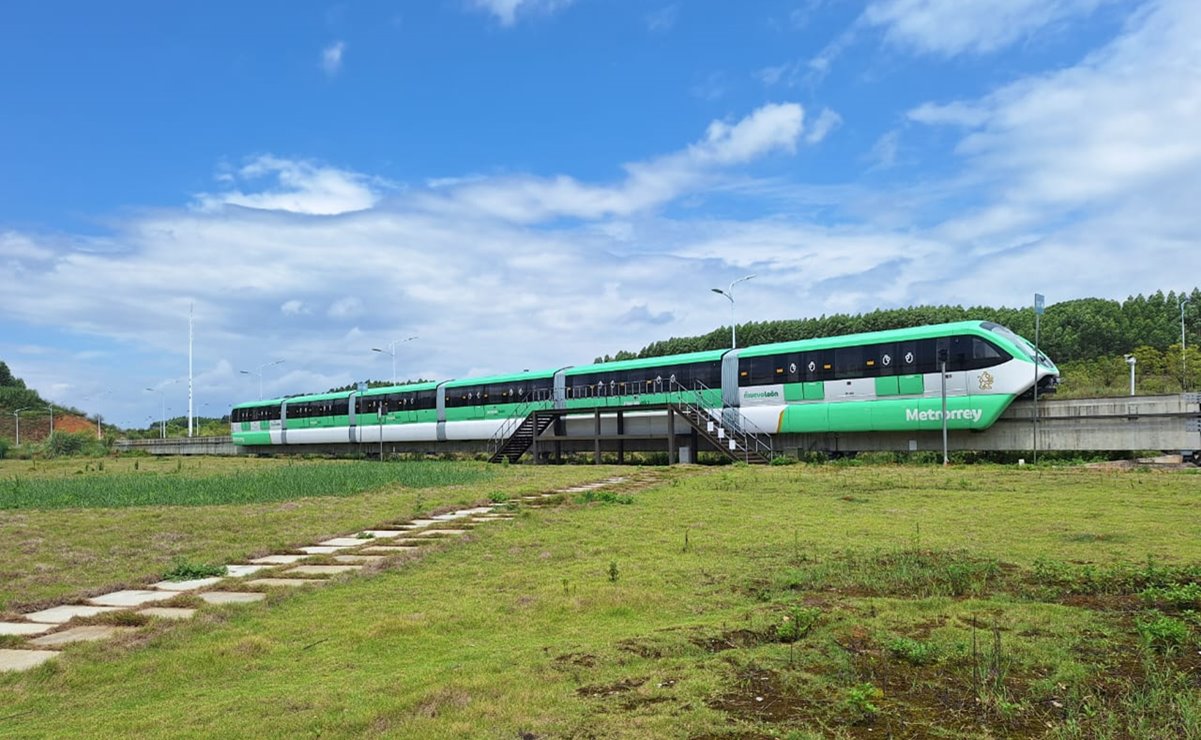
[967,337,1006,369]
[835,346,866,379]
[871,343,897,377]
[914,339,938,374]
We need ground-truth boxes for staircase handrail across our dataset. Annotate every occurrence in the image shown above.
[487,400,540,457]
[667,378,775,462]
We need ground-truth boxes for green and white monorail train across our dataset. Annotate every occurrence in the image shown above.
[230,321,1058,447]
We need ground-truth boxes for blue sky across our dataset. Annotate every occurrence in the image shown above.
[1,0,1197,428]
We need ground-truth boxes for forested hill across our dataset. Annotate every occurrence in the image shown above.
[0,361,49,411]
[596,290,1201,365]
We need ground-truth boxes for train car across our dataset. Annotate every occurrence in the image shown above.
[230,320,1057,448]
[355,381,440,443]
[440,370,559,441]
[731,321,1057,435]
[229,399,283,446]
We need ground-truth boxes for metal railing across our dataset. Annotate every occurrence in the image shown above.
[485,388,556,458]
[667,379,775,462]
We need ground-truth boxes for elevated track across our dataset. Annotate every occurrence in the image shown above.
[117,394,1201,461]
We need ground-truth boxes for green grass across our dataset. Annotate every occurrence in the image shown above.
[1,464,1200,738]
[0,458,491,509]
[0,457,624,611]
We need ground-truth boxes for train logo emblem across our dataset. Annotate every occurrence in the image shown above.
[807,361,816,372]
[978,371,994,391]
[881,354,892,367]
[904,351,914,364]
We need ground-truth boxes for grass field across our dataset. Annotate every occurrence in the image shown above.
[0,456,620,612]
[1,463,1200,738]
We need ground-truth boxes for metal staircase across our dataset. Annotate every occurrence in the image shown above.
[667,379,775,464]
[487,405,555,464]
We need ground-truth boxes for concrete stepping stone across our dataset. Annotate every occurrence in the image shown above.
[298,546,352,555]
[417,529,467,537]
[244,578,323,588]
[359,546,416,554]
[0,622,54,636]
[197,591,265,605]
[24,605,123,624]
[0,649,59,672]
[317,537,373,547]
[284,565,362,576]
[88,590,176,607]
[405,519,438,527]
[30,625,133,647]
[332,555,385,564]
[138,607,197,620]
[359,530,405,538]
[151,577,224,592]
[249,554,307,565]
[224,564,269,577]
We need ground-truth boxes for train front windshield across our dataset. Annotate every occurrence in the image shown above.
[982,323,1055,368]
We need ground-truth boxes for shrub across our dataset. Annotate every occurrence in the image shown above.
[775,606,821,643]
[1141,583,1201,610]
[844,683,882,723]
[1136,613,1191,653]
[886,636,940,665]
[0,438,8,460]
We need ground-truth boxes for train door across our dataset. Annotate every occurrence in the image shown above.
[931,337,968,398]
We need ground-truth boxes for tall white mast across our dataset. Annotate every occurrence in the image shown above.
[188,303,194,438]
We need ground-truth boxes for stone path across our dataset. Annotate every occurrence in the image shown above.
[0,476,629,673]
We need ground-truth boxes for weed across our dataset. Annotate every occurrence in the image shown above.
[1135,612,1191,653]
[356,532,375,539]
[489,492,509,503]
[843,682,882,723]
[775,607,820,644]
[608,561,619,583]
[1140,582,1201,610]
[886,636,940,666]
[577,490,635,505]
[682,528,690,553]
[162,559,227,581]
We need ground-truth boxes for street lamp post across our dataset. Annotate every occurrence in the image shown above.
[12,408,27,447]
[1182,297,1191,390]
[239,360,284,401]
[371,336,418,385]
[145,387,166,439]
[710,275,756,349]
[46,404,54,440]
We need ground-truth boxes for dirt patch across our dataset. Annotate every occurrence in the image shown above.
[616,637,670,659]
[692,629,770,653]
[554,652,598,668]
[577,676,647,698]
[708,665,818,725]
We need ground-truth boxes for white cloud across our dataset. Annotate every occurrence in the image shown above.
[913,0,1201,225]
[445,102,807,223]
[327,297,364,319]
[280,300,310,316]
[804,108,842,144]
[194,155,383,215]
[646,4,679,32]
[868,131,900,169]
[470,0,574,26]
[321,41,345,76]
[863,0,1104,56]
[907,100,989,127]
[755,60,802,87]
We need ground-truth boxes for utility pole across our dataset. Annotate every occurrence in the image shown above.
[188,303,194,437]
[1033,293,1045,464]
